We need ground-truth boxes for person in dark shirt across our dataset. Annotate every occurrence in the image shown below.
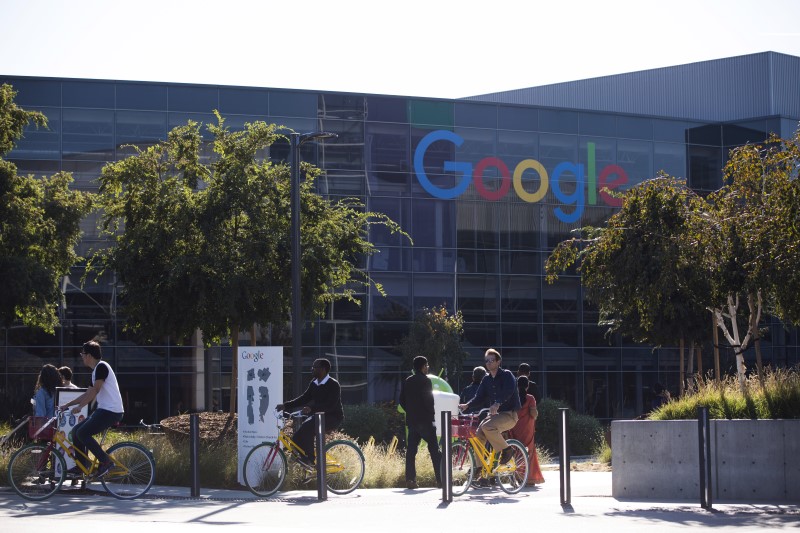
[276,358,343,467]
[517,363,541,403]
[460,366,487,413]
[458,348,521,465]
[399,356,442,489]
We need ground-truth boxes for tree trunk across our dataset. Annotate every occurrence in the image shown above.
[696,344,703,381]
[754,338,765,388]
[679,336,685,397]
[251,323,257,347]
[230,324,239,415]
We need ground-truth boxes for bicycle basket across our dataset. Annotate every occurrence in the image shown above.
[28,416,54,440]
[451,415,479,439]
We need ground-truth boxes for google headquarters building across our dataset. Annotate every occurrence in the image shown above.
[2,52,800,424]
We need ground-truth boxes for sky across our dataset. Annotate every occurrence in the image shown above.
[2,0,800,99]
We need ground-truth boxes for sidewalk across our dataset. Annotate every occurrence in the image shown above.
[1,470,797,532]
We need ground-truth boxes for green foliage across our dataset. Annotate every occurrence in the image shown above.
[92,113,408,343]
[535,398,603,456]
[0,84,92,332]
[545,175,711,348]
[649,367,800,420]
[341,404,389,444]
[398,305,467,381]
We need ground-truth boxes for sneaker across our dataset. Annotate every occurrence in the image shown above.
[499,447,514,465]
[66,466,83,479]
[294,456,315,470]
[406,479,418,489]
[93,461,113,479]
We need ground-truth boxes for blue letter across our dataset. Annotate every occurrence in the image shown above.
[552,162,585,224]
[413,130,472,199]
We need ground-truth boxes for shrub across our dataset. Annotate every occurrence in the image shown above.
[535,398,603,456]
[341,404,388,444]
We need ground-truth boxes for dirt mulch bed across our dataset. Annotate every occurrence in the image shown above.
[159,412,237,444]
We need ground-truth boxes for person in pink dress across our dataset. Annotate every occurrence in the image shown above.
[509,375,545,485]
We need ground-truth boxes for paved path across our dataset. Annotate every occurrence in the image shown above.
[1,471,798,532]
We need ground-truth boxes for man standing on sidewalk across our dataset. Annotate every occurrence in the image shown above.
[458,348,520,464]
[399,355,442,489]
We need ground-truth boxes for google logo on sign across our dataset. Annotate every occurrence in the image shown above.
[413,130,628,223]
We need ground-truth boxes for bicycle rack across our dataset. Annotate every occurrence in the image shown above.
[441,410,452,502]
[314,412,326,501]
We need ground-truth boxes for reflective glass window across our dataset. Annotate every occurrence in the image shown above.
[474,202,501,249]
[412,198,456,247]
[457,275,499,322]
[579,112,615,137]
[63,81,114,108]
[116,111,167,156]
[368,171,409,195]
[270,91,317,118]
[688,145,722,190]
[500,251,541,275]
[2,79,60,106]
[318,321,366,348]
[653,119,689,142]
[543,324,579,347]
[10,106,60,159]
[169,86,218,112]
[62,108,114,161]
[371,322,410,346]
[455,102,497,129]
[541,277,579,322]
[412,248,457,273]
[117,82,168,110]
[413,274,454,311]
[617,116,653,140]
[368,247,411,272]
[501,323,539,347]
[654,142,686,179]
[366,122,409,173]
[687,124,721,146]
[617,140,653,187]
[219,88,268,115]
[369,197,409,246]
[8,159,60,177]
[319,94,367,120]
[501,276,539,322]
[498,130,538,158]
[504,203,541,250]
[498,106,537,131]
[61,160,104,190]
[539,109,578,134]
[314,119,363,170]
[457,249,499,273]
[722,121,767,146]
[369,274,411,321]
[462,323,500,349]
[539,134,578,170]
[543,205,579,248]
[366,96,408,123]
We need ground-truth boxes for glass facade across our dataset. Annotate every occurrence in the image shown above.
[1,76,797,424]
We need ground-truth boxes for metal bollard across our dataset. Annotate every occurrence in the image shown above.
[441,410,452,502]
[698,406,712,509]
[558,407,571,505]
[314,412,327,501]
[189,413,200,497]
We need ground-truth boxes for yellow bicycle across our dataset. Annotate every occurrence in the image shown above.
[7,415,155,501]
[450,409,529,495]
[242,410,365,497]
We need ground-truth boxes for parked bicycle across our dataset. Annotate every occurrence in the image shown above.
[7,415,155,501]
[449,408,529,495]
[242,410,365,497]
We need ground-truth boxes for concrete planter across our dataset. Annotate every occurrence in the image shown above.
[611,419,800,503]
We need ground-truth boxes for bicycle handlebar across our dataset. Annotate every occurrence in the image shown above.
[456,407,491,416]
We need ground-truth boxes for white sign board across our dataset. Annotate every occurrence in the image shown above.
[237,346,283,484]
[55,387,89,474]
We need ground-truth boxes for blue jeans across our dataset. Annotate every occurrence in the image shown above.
[72,409,123,467]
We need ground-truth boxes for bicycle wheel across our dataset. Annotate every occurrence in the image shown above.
[450,441,475,496]
[324,440,365,495]
[8,443,66,501]
[243,442,287,497]
[101,442,156,500]
[495,438,528,494]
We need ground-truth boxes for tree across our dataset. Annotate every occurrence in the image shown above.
[0,84,92,332]
[398,305,467,382]
[546,176,712,394]
[93,113,407,411]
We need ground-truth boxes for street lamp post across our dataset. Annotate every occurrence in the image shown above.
[291,131,337,397]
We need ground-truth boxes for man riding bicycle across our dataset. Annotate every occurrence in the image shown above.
[58,340,124,479]
[458,348,520,465]
[276,358,343,468]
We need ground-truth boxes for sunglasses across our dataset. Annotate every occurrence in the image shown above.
[484,358,496,363]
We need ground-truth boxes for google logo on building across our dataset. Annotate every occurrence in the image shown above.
[413,130,628,224]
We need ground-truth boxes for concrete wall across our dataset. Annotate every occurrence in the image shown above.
[611,419,800,503]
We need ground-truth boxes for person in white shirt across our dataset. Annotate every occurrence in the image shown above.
[58,366,79,389]
[59,340,124,478]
